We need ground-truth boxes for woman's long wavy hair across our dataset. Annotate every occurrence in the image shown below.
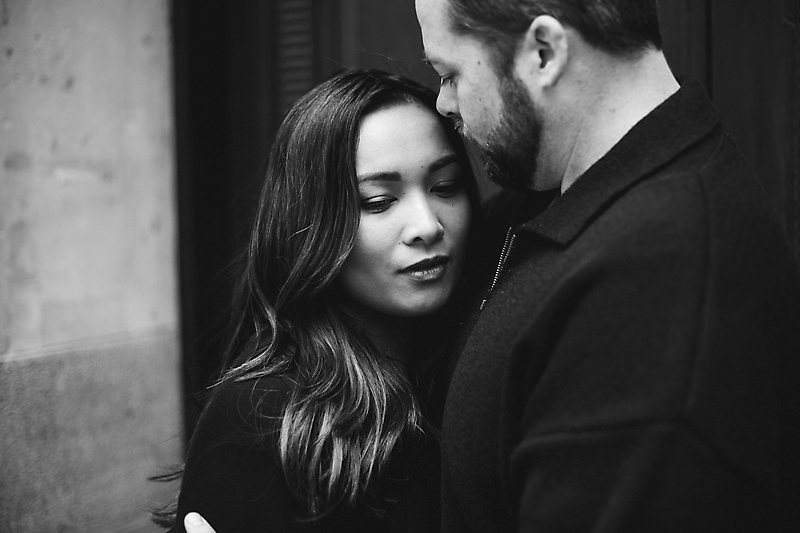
[154,69,478,525]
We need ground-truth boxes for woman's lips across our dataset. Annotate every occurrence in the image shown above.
[399,256,449,282]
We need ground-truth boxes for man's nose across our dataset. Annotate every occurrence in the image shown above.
[436,85,458,118]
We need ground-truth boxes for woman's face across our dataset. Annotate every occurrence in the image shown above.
[338,102,472,317]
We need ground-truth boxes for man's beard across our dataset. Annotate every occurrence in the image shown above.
[459,74,542,190]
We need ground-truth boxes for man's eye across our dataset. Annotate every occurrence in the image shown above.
[439,75,455,88]
[431,180,463,197]
[360,197,395,213]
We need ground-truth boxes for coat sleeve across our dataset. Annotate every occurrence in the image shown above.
[172,376,301,533]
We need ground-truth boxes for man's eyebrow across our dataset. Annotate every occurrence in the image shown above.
[421,54,441,69]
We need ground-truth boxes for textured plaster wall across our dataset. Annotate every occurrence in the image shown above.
[0,0,182,531]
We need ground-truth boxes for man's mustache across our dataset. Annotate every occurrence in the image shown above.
[450,116,477,147]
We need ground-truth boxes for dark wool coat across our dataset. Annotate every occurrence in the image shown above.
[441,81,800,532]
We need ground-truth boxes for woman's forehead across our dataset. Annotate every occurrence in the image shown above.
[356,103,454,177]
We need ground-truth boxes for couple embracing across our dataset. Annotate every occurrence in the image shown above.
[157,1,800,531]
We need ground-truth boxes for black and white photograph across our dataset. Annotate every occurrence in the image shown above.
[1,1,799,531]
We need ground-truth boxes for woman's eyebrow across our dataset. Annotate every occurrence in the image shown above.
[357,171,401,183]
[357,155,459,183]
[429,154,459,173]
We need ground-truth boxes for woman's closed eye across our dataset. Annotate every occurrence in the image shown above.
[431,180,463,198]
[360,196,395,214]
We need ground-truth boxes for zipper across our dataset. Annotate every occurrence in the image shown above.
[480,226,517,310]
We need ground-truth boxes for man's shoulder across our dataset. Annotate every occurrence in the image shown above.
[619,130,782,245]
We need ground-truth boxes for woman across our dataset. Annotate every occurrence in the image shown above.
[155,69,479,532]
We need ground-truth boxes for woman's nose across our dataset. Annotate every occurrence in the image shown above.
[401,196,444,245]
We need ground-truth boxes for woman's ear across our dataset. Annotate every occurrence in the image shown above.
[515,15,568,89]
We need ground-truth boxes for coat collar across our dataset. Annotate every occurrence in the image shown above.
[518,80,721,244]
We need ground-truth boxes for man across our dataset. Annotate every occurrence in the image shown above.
[186,1,800,531]
[415,0,800,531]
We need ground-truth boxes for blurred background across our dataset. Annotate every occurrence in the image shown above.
[0,0,797,531]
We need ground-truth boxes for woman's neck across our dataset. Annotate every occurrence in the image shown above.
[334,299,425,369]
[356,311,419,367]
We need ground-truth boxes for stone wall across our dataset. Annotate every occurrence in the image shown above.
[0,0,182,530]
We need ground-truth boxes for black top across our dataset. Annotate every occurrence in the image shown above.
[171,374,440,533]
[440,80,800,531]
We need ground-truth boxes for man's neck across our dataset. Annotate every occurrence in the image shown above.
[555,48,679,193]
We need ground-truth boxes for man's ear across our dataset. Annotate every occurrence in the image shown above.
[515,15,568,88]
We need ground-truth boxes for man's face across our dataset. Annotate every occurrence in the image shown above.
[416,0,543,190]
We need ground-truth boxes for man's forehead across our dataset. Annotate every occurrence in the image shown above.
[416,0,457,65]
[415,0,441,15]
[416,0,449,32]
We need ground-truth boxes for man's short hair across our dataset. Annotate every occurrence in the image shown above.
[446,0,662,72]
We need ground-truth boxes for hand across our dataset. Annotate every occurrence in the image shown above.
[184,512,217,533]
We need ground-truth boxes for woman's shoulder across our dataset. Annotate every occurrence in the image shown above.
[212,373,294,411]
[191,373,296,449]
[176,373,302,532]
